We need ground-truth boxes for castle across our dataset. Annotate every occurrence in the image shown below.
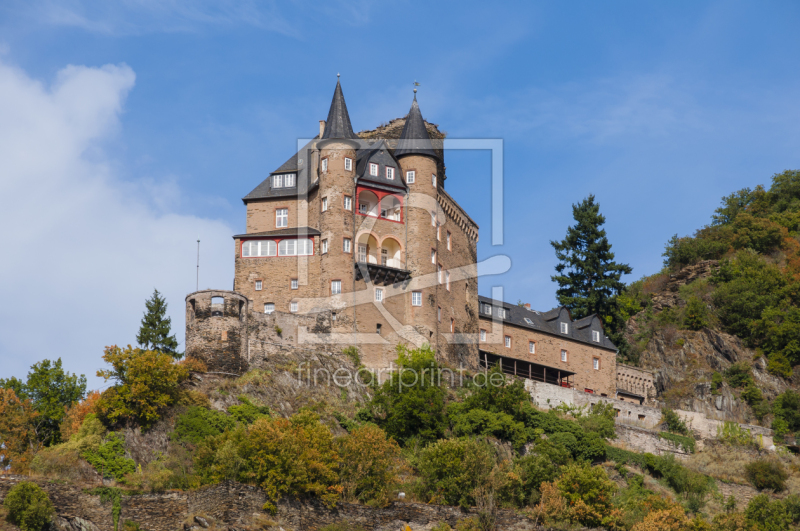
[185,78,656,403]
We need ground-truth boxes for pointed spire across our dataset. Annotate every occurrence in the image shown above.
[395,91,438,160]
[321,76,357,140]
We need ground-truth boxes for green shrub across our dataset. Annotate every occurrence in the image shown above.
[773,390,800,433]
[658,432,696,453]
[711,372,723,394]
[744,460,788,492]
[83,432,136,481]
[745,494,792,530]
[555,462,618,528]
[724,362,754,388]
[174,406,236,444]
[576,402,617,439]
[717,421,759,448]
[660,408,690,436]
[682,296,709,330]
[766,352,793,379]
[2,481,55,531]
[450,409,528,450]
[363,345,447,445]
[495,439,571,507]
[342,346,360,366]
[416,437,496,508]
[227,396,270,425]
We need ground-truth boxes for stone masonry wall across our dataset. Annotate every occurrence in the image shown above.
[0,476,543,531]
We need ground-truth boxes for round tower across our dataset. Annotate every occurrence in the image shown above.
[316,76,360,325]
[185,290,249,374]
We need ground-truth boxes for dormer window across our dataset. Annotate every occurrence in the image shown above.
[386,167,395,180]
[321,159,328,172]
[285,173,295,187]
[406,170,415,184]
[592,330,601,342]
[481,303,492,315]
[273,174,283,188]
[345,157,352,171]
[498,308,507,319]
[370,163,379,176]
[560,322,569,334]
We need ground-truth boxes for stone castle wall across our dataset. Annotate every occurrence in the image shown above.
[0,476,541,531]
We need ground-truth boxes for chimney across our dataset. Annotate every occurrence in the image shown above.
[524,303,531,310]
[319,120,326,137]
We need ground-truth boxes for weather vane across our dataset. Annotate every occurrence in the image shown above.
[414,80,420,94]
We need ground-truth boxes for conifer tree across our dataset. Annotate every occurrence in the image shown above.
[550,195,632,325]
[136,289,180,359]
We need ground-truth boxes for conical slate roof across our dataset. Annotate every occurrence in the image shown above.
[321,78,357,140]
[395,93,438,160]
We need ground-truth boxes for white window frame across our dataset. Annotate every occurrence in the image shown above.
[406,170,415,184]
[290,301,298,313]
[445,270,450,291]
[412,291,422,306]
[560,322,569,334]
[358,244,368,263]
[381,248,388,266]
[284,173,295,187]
[524,317,533,325]
[431,249,436,264]
[593,358,600,370]
[447,231,451,250]
[482,304,492,315]
[343,238,351,253]
[529,341,535,354]
[331,280,342,295]
[561,349,568,362]
[504,335,511,348]
[437,225,440,240]
[437,264,442,284]
[273,174,283,188]
[264,303,274,314]
[255,280,262,291]
[370,163,379,176]
[344,157,352,171]
[321,197,328,212]
[498,308,507,319]
[386,167,394,180]
[344,196,352,211]
[322,239,328,254]
[375,287,383,302]
[437,306,441,322]
[431,212,436,226]
[291,279,298,290]
[321,158,328,172]
[432,174,437,187]
[480,329,486,341]
[276,208,288,228]
[592,330,601,342]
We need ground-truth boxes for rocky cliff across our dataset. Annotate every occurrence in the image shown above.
[625,260,794,425]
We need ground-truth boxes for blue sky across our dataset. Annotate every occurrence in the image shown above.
[1,1,800,387]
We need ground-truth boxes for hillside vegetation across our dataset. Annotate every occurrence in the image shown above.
[4,173,800,530]
[618,170,800,437]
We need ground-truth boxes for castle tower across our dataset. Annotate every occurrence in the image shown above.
[396,92,479,367]
[316,77,360,327]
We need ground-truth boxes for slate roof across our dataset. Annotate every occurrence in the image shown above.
[477,295,618,351]
[233,227,321,239]
[395,94,439,160]
[242,139,318,202]
[356,140,407,190]
[321,78,357,140]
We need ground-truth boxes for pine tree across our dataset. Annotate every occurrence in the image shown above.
[550,195,632,325]
[136,289,180,359]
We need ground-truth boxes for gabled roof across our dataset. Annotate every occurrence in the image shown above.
[321,78,357,140]
[243,139,317,202]
[477,295,617,351]
[356,140,407,190]
[395,93,439,160]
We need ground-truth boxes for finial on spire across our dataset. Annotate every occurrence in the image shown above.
[337,72,340,78]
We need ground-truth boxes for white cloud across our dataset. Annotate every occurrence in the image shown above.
[0,59,233,388]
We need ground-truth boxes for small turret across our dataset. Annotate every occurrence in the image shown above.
[321,74,358,141]
[395,90,439,161]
